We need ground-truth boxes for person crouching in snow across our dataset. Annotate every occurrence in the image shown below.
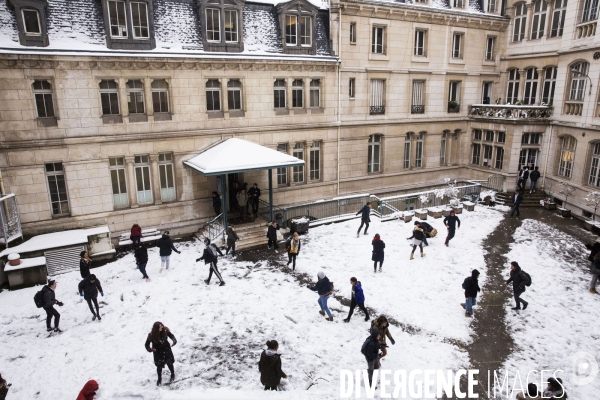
[308,271,334,321]
[407,224,426,260]
[76,380,99,400]
[197,238,225,286]
[285,232,301,271]
[258,340,289,391]
[343,277,370,322]
[78,274,104,321]
[371,234,385,273]
[145,321,177,386]
[370,315,395,359]
[461,269,480,318]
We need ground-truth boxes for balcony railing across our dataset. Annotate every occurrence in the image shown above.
[468,104,552,120]
[576,19,597,38]
[448,104,461,113]
[564,101,583,116]
[411,105,425,114]
[370,106,385,115]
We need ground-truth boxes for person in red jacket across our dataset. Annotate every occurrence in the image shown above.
[130,224,143,247]
[76,380,99,400]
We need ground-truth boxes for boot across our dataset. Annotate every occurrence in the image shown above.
[219,281,226,286]
[204,279,210,285]
[522,301,528,310]
[97,314,102,321]
[465,312,472,318]
[590,288,598,294]
[421,252,425,257]
[326,317,333,321]
[319,310,325,316]
[460,303,466,310]
[410,253,414,260]
[170,373,175,383]
[157,377,162,386]
[92,314,97,321]
[343,318,350,323]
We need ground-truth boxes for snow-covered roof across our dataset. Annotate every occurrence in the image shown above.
[0,226,110,258]
[183,138,305,176]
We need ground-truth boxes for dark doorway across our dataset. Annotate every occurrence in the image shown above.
[228,173,241,212]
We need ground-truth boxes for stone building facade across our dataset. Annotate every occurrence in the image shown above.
[1,0,600,239]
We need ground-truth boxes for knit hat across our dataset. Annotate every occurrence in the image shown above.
[472,269,480,278]
[450,210,455,215]
[370,329,381,339]
[317,271,325,279]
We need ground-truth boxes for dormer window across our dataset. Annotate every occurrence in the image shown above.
[9,0,49,46]
[101,0,155,50]
[108,1,127,37]
[22,9,41,35]
[277,0,318,55]
[200,0,244,52]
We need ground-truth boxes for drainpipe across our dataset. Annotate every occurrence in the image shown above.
[337,5,342,197]
[542,124,554,190]
[0,169,5,196]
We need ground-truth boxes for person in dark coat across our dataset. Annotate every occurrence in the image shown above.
[407,225,426,260]
[248,183,261,217]
[78,274,104,321]
[225,227,240,257]
[443,211,461,246]
[370,315,395,359]
[156,231,180,272]
[135,244,150,281]
[517,166,530,190]
[130,224,143,247]
[516,383,542,400]
[145,321,177,386]
[371,233,385,272]
[461,269,480,318]
[267,221,280,250]
[416,221,430,246]
[258,340,288,391]
[229,181,239,212]
[42,279,63,332]
[212,191,221,216]
[343,277,370,322]
[285,232,301,271]
[80,251,92,279]
[362,329,382,387]
[197,238,225,286]
[76,379,99,400]
[510,190,524,218]
[237,189,248,222]
[309,271,333,321]
[356,202,372,237]
[587,238,600,294]
[542,377,567,399]
[529,166,540,193]
[0,373,11,400]
[506,261,529,311]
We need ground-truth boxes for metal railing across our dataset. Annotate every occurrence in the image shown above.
[411,105,425,114]
[202,213,225,242]
[469,104,552,120]
[370,106,385,115]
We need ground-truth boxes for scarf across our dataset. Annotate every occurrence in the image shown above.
[290,238,299,253]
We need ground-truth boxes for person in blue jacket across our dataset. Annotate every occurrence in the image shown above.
[308,271,333,321]
[343,277,370,322]
[356,202,372,237]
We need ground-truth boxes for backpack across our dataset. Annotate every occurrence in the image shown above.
[360,336,371,356]
[462,278,469,290]
[209,244,218,258]
[34,290,45,308]
[520,271,532,287]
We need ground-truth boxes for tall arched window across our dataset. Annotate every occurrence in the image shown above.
[531,0,548,39]
[558,136,576,178]
[524,68,539,105]
[542,66,557,105]
[513,3,527,42]
[415,132,425,168]
[550,0,568,37]
[582,0,599,23]
[507,69,520,104]
[368,134,382,173]
[588,142,600,186]
[569,62,589,101]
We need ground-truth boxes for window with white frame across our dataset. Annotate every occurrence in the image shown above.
[558,136,576,178]
[507,69,520,104]
[454,0,465,8]
[524,68,539,105]
[485,36,496,61]
[487,0,497,12]
[310,79,320,108]
[404,133,411,169]
[530,0,547,40]
[227,79,242,111]
[368,134,382,173]
[300,16,312,46]
[414,30,426,56]
[550,0,567,37]
[570,62,589,101]
[206,8,220,42]
[513,3,527,42]
[108,1,127,38]
[349,78,355,99]
[495,147,504,169]
[277,144,288,185]
[158,153,176,201]
[45,162,70,216]
[482,82,493,103]
[130,2,149,38]
[588,142,600,186]
[370,79,385,115]
[285,15,297,45]
[151,79,170,113]
[22,9,41,35]
[310,141,320,180]
[415,133,424,168]
[582,0,599,23]
[134,155,153,204]
[100,80,120,115]
[126,80,145,114]
[274,79,286,109]
[451,33,463,58]
[293,143,305,183]
[206,79,221,111]
[472,143,481,165]
[350,22,356,44]
[440,133,447,166]
[473,129,483,141]
[372,26,385,54]
[224,10,238,42]
[522,132,542,144]
[483,144,493,167]
[109,157,128,207]
[448,81,461,112]
[411,80,425,114]
[32,80,55,118]
[292,79,303,108]
[542,66,557,105]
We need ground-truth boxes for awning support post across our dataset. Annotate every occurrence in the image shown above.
[221,174,228,242]
[268,169,273,223]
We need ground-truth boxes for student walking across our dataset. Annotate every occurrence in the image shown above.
[212,191,221,216]
[460,269,480,318]
[285,232,301,271]
[443,210,461,246]
[267,221,280,250]
[145,321,177,386]
[587,238,600,294]
[371,234,385,272]
[510,190,524,218]
[258,340,288,391]
[361,329,382,388]
[78,274,104,321]
[197,238,225,286]
[135,244,150,281]
[356,202,372,237]
[237,189,248,222]
[80,251,92,279]
[407,224,426,260]
[130,224,143,247]
[76,380,99,400]
[343,277,370,322]
[309,271,333,321]
[370,316,395,359]
[248,183,261,217]
[517,166,529,191]
[226,227,240,257]
[157,231,180,272]
[529,166,540,193]
[42,279,63,332]
[505,261,529,311]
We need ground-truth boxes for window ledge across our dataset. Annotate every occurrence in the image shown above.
[369,53,389,61]
[411,56,429,63]
[51,214,72,219]
[310,108,324,114]
[153,113,172,122]
[449,59,465,65]
[227,110,245,118]
[482,60,496,66]
[102,115,123,124]
[128,114,148,123]
[37,117,58,127]
[292,109,307,115]
[207,111,225,119]
[275,109,289,115]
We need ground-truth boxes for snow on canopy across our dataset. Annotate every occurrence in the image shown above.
[184,138,304,176]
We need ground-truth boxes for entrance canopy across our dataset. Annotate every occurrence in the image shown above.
[183,138,304,176]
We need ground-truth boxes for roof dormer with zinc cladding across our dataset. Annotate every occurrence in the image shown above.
[276,0,319,55]
[7,0,50,47]
[199,0,245,53]
[100,0,156,50]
